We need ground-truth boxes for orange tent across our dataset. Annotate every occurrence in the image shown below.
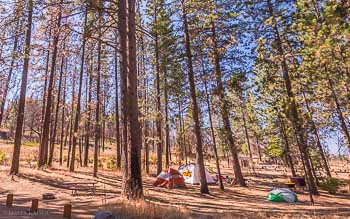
[153,168,186,189]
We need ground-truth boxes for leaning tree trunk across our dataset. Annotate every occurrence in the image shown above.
[328,76,350,152]
[182,1,209,194]
[210,20,246,186]
[10,0,33,175]
[203,74,224,190]
[267,0,318,195]
[302,91,331,178]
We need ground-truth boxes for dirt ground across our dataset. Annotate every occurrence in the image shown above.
[1,141,350,218]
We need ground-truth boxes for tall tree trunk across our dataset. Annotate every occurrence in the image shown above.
[123,0,144,199]
[118,0,129,192]
[93,6,102,177]
[115,46,121,169]
[203,75,224,190]
[210,20,246,186]
[10,0,33,175]
[48,50,65,166]
[59,66,67,165]
[67,70,76,168]
[40,28,52,136]
[154,1,163,175]
[267,0,318,195]
[241,107,252,160]
[164,68,170,167]
[277,113,296,177]
[84,57,92,167]
[302,91,331,178]
[182,1,209,194]
[39,0,63,167]
[70,7,87,172]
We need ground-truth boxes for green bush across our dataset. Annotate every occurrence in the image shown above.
[0,151,8,164]
[106,158,117,170]
[320,178,342,194]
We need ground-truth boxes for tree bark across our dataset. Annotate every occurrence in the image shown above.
[302,91,331,178]
[94,7,102,177]
[267,0,318,195]
[10,0,33,175]
[39,0,63,167]
[210,20,246,186]
[123,0,144,199]
[182,1,209,194]
[118,0,129,191]
[70,7,87,172]
[154,1,163,175]
[115,46,121,169]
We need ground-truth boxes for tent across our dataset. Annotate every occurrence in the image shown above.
[153,168,186,188]
[268,188,298,203]
[178,163,216,184]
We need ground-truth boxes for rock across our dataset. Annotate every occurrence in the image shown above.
[93,211,114,219]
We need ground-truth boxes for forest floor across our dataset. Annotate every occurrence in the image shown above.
[1,141,350,218]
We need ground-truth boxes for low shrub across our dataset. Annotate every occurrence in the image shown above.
[320,178,343,194]
[0,150,8,164]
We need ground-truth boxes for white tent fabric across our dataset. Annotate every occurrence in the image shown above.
[178,163,215,184]
[269,188,297,203]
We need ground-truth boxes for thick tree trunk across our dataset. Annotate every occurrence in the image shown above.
[182,2,209,194]
[123,0,144,199]
[118,0,129,190]
[267,0,318,195]
[39,0,63,167]
[210,20,246,186]
[10,0,33,175]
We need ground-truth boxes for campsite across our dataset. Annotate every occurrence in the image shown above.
[1,140,350,218]
[1,0,350,218]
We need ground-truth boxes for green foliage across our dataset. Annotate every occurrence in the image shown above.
[0,151,8,164]
[320,178,343,194]
[106,157,117,170]
[266,136,284,158]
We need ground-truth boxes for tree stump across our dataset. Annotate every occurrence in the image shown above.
[6,194,13,208]
[30,199,39,213]
[63,204,72,218]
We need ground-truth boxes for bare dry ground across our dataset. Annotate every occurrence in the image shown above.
[1,141,350,218]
